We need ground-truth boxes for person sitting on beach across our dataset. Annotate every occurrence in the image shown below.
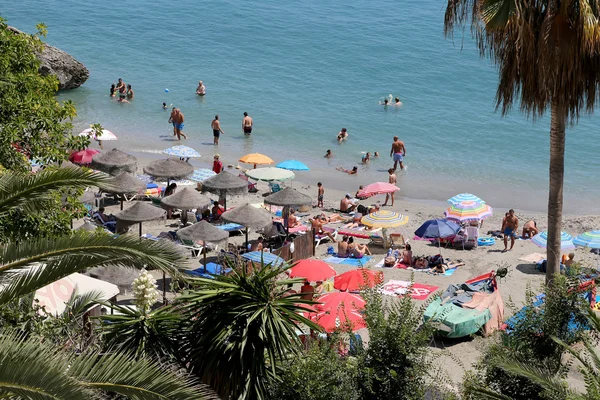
[348,237,371,257]
[196,209,211,222]
[196,80,206,96]
[211,201,224,220]
[362,152,371,164]
[93,207,115,224]
[522,220,539,239]
[356,185,364,198]
[324,149,333,158]
[337,128,348,141]
[413,256,428,269]
[250,237,264,252]
[311,216,337,242]
[340,194,357,213]
[300,279,315,300]
[288,208,299,228]
[314,280,324,295]
[337,235,350,257]
[213,154,223,174]
[126,84,134,99]
[502,209,519,252]
[401,243,412,266]
[110,84,116,97]
[336,166,358,175]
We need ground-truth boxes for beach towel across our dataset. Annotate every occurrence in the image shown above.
[518,252,547,263]
[406,267,458,276]
[381,280,439,300]
[324,256,372,266]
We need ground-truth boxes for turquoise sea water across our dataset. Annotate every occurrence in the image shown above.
[4,0,600,213]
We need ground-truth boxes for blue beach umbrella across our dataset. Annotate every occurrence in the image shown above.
[573,231,600,249]
[189,169,216,183]
[532,231,576,251]
[415,219,461,239]
[162,145,201,159]
[276,160,309,171]
[447,193,485,205]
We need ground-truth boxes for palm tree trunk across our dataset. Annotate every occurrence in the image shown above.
[546,102,566,284]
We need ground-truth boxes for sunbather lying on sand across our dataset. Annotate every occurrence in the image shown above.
[319,212,344,223]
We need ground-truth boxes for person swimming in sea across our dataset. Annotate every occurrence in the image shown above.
[393,97,402,106]
[162,102,168,109]
[362,152,370,164]
[337,128,348,141]
[196,80,206,96]
[374,151,379,157]
[110,84,116,97]
[336,166,358,175]
[324,149,333,158]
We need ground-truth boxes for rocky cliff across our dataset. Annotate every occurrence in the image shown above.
[8,26,89,90]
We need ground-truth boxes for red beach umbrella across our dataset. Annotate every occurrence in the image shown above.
[334,269,383,292]
[69,149,100,165]
[288,259,336,282]
[357,182,399,198]
[309,308,366,332]
[316,291,365,312]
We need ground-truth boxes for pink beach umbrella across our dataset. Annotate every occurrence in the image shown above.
[69,148,100,165]
[357,182,399,199]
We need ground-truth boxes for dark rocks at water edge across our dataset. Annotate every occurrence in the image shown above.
[8,26,89,90]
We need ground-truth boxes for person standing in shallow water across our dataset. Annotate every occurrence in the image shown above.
[173,109,187,140]
[242,112,253,136]
[212,115,225,145]
[390,136,406,171]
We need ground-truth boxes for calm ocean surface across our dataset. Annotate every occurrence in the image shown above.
[4,0,600,213]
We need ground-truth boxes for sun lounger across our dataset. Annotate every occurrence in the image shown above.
[241,251,286,266]
[184,262,232,278]
[216,223,245,234]
[315,230,338,247]
[180,238,203,258]
[268,182,283,193]
[238,174,258,193]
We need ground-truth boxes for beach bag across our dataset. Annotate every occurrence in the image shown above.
[429,254,443,267]
[327,246,335,255]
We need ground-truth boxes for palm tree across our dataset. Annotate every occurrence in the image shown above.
[175,259,321,400]
[0,167,213,398]
[444,0,600,283]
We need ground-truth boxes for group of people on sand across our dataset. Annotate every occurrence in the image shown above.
[499,209,542,252]
[110,78,134,103]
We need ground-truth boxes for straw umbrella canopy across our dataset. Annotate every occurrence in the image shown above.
[76,221,99,232]
[221,204,273,248]
[99,173,146,210]
[201,171,248,210]
[114,202,166,236]
[79,190,96,204]
[143,159,194,184]
[91,148,137,175]
[264,187,312,233]
[161,187,211,223]
[177,221,229,271]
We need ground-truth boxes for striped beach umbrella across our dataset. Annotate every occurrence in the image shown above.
[189,168,216,182]
[361,210,409,228]
[444,201,493,222]
[532,231,576,251]
[573,231,600,249]
[162,145,201,159]
[447,193,486,205]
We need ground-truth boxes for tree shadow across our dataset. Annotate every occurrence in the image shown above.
[515,263,542,275]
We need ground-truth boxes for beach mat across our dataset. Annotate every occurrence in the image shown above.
[519,253,546,263]
[324,256,372,266]
[380,280,439,300]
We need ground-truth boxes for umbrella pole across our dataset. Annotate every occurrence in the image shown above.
[120,199,124,211]
[245,227,249,251]
[139,222,142,237]
[203,240,207,273]
[163,271,167,305]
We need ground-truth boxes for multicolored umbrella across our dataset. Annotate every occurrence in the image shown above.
[239,153,274,166]
[444,201,493,222]
[532,231,576,251]
[288,259,336,281]
[334,269,383,292]
[447,193,485,205]
[276,160,309,171]
[573,231,600,249]
[79,128,117,141]
[361,210,409,228]
[162,145,201,159]
[245,167,295,182]
[357,182,399,198]
[189,169,216,182]
[69,149,100,165]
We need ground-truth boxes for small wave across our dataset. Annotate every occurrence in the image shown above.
[131,148,164,155]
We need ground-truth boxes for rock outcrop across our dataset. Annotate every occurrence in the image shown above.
[8,26,89,90]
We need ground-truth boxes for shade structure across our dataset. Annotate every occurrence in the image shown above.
[276,160,309,171]
[334,269,383,292]
[573,231,600,249]
[532,231,576,251]
[69,149,99,165]
[177,220,229,270]
[447,193,486,205]
[79,128,117,141]
[201,171,248,210]
[79,190,96,204]
[415,219,461,239]
[91,148,137,175]
[77,221,99,232]
[444,201,493,222]
[317,292,366,311]
[162,145,201,159]
[189,169,216,182]
[288,259,336,281]
[361,210,409,228]
[264,187,312,207]
[160,187,211,210]
[357,182,399,198]
[245,167,295,182]
[239,153,274,166]
[101,172,146,195]
[143,159,194,181]
[114,202,166,236]
[221,204,273,247]
[309,308,366,333]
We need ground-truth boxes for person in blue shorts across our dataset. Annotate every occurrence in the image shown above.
[501,209,519,252]
[390,136,406,171]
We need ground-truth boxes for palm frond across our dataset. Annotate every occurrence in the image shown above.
[0,168,111,217]
[464,385,513,400]
[0,232,187,306]
[64,289,105,318]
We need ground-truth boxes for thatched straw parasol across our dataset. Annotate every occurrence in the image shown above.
[264,187,313,234]
[221,203,273,247]
[143,159,194,184]
[177,221,229,270]
[91,148,137,176]
[76,221,99,232]
[200,171,248,210]
[160,187,211,210]
[100,173,147,210]
[114,202,166,236]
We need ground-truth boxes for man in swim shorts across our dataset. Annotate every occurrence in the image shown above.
[242,112,253,135]
[172,109,187,140]
[502,209,519,252]
[211,115,225,145]
[390,136,406,171]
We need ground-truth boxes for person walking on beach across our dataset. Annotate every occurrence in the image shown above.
[173,109,187,140]
[502,209,519,252]
[317,182,324,208]
[390,136,406,171]
[196,80,206,96]
[168,107,177,137]
[242,112,253,135]
[212,115,225,145]
[383,168,397,206]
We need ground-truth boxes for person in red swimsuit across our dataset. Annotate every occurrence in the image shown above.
[212,154,223,173]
